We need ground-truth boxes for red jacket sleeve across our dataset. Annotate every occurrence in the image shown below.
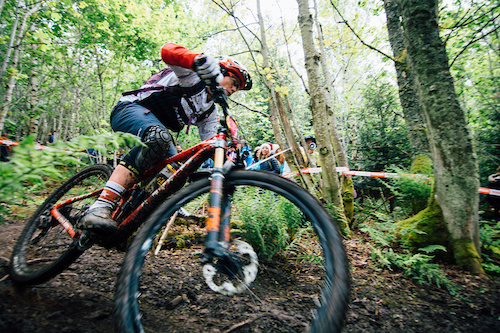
[161,43,200,70]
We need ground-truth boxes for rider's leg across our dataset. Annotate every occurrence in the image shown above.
[81,102,175,231]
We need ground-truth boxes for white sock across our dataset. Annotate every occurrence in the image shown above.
[89,181,126,210]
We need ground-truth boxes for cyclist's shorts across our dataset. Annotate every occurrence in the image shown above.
[110,101,164,138]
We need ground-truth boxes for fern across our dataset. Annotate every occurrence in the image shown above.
[361,214,460,296]
[479,221,500,275]
[370,246,461,296]
[0,133,140,222]
[232,187,324,262]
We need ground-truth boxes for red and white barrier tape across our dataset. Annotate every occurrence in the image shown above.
[283,166,500,197]
[1,138,56,151]
[479,187,500,197]
[3,139,499,197]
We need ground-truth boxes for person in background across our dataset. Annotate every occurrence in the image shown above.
[274,147,291,176]
[238,140,252,167]
[80,42,252,232]
[487,166,500,221]
[304,135,319,167]
[247,146,261,170]
[488,166,500,183]
[0,133,11,162]
[258,143,280,174]
[226,143,236,162]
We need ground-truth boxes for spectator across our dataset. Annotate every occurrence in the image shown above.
[304,135,320,167]
[258,143,280,174]
[275,147,291,176]
[226,143,236,162]
[488,166,500,183]
[487,166,500,221]
[47,132,54,144]
[0,133,11,162]
[248,146,261,170]
[87,148,100,164]
[238,140,252,167]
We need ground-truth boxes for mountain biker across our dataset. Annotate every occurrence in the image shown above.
[81,42,252,232]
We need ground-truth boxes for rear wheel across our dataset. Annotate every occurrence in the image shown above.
[9,164,113,285]
[115,169,350,333]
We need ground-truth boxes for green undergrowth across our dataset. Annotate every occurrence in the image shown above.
[359,210,461,297]
[359,209,500,296]
[0,132,140,222]
[480,220,500,276]
[231,186,323,263]
[354,165,500,294]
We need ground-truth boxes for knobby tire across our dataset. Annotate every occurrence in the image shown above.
[9,164,113,285]
[115,169,350,333]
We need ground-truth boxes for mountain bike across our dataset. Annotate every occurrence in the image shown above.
[9,87,350,332]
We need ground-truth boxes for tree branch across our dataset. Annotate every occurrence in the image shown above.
[450,12,500,68]
[229,98,269,117]
[328,0,395,63]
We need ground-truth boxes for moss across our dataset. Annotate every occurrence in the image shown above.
[397,196,449,251]
[398,193,485,274]
[451,239,484,274]
[325,202,351,238]
[341,175,354,223]
[381,298,398,307]
[410,154,433,175]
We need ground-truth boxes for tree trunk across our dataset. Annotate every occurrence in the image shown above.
[29,72,39,136]
[274,91,312,182]
[0,2,41,133]
[383,0,430,162]
[96,55,107,124]
[400,0,482,274]
[256,0,314,190]
[297,0,349,234]
[0,2,20,81]
[0,0,6,17]
[313,0,354,222]
[29,36,39,137]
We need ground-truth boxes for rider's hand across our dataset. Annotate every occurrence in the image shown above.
[193,54,223,87]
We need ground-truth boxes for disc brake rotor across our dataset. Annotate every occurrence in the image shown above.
[203,239,258,296]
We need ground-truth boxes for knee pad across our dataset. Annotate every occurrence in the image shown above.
[135,125,172,173]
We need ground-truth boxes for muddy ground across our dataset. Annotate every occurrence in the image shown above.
[0,216,499,333]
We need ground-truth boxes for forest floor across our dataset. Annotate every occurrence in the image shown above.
[0,214,499,333]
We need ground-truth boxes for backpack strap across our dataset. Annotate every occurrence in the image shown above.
[122,80,206,97]
[121,67,206,97]
[182,99,216,134]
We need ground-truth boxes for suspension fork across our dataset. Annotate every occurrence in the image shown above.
[205,138,228,255]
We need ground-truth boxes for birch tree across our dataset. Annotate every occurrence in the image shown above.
[313,0,354,222]
[297,0,348,231]
[0,1,42,133]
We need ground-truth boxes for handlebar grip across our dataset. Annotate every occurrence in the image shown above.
[193,56,228,109]
[193,55,219,90]
[193,56,207,68]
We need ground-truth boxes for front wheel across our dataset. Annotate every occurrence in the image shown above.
[115,170,350,333]
[9,164,113,285]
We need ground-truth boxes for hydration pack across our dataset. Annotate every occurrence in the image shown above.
[122,68,212,133]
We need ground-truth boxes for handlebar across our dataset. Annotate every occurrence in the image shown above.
[193,56,235,142]
[211,86,229,113]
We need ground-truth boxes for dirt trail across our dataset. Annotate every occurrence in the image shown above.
[1,218,499,332]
